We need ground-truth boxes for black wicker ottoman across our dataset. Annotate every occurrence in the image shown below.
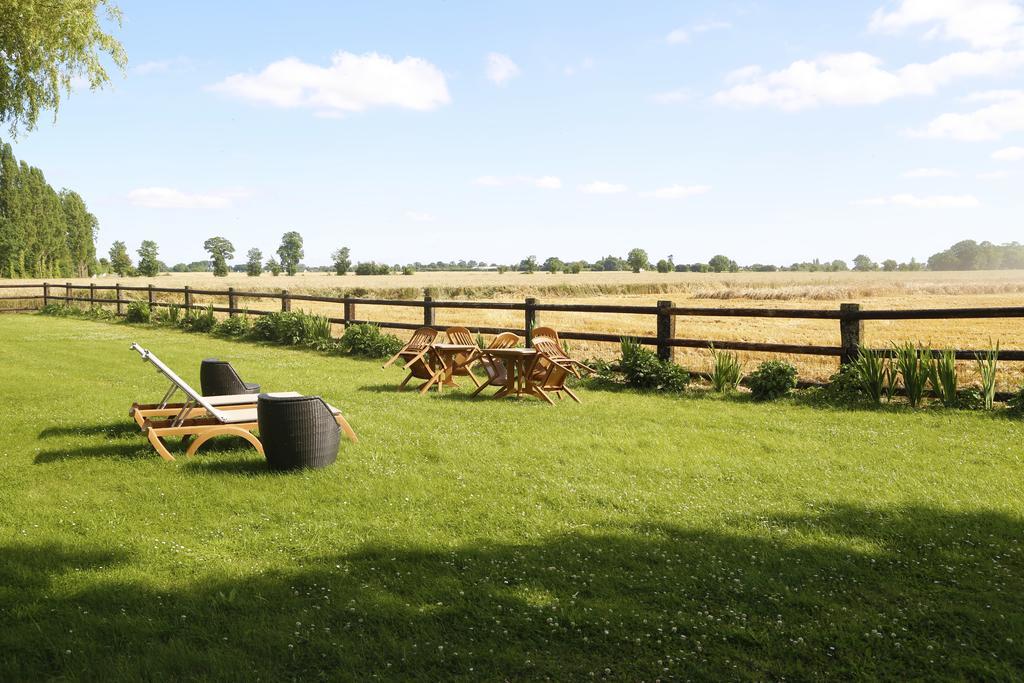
[257,394,340,471]
[200,358,260,396]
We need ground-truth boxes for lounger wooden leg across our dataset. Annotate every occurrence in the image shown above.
[471,381,490,398]
[419,373,440,395]
[185,426,264,458]
[335,414,358,443]
[147,430,176,461]
[398,373,414,391]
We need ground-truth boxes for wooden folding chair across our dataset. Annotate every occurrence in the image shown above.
[129,344,356,461]
[445,326,483,388]
[471,332,520,397]
[531,327,593,377]
[382,327,437,368]
[384,327,446,394]
[529,336,582,404]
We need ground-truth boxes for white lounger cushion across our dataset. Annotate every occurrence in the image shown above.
[216,401,342,425]
[204,391,300,407]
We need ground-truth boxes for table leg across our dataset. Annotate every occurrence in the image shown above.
[493,357,515,399]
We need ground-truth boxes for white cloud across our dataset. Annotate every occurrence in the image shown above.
[127,187,251,209]
[472,175,561,189]
[486,53,520,85]
[978,170,1010,179]
[666,28,691,44]
[579,181,628,194]
[714,49,1024,110]
[208,51,450,116]
[641,184,711,199]
[666,20,731,44]
[902,167,957,178]
[992,145,1024,160]
[869,0,1024,49]
[404,210,434,222]
[563,57,594,76]
[651,88,692,104]
[855,193,980,208]
[910,89,1024,140]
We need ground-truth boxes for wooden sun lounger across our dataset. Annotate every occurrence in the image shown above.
[129,391,303,427]
[531,326,594,378]
[129,344,356,461]
[383,327,449,394]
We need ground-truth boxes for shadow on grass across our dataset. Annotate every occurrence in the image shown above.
[1,504,1020,680]
[179,457,274,476]
[34,441,154,464]
[38,422,139,439]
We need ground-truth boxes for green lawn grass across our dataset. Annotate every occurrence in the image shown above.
[0,313,1021,680]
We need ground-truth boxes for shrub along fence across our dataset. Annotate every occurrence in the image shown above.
[2,281,1024,367]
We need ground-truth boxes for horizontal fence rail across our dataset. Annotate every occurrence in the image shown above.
[1,281,1022,367]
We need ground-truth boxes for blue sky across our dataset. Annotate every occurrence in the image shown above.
[10,0,1024,267]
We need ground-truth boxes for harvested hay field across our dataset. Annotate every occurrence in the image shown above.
[6,270,1024,388]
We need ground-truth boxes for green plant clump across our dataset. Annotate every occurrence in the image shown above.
[975,342,999,410]
[851,349,890,405]
[618,337,689,393]
[250,311,332,346]
[708,345,742,393]
[124,301,150,324]
[927,348,958,407]
[893,342,930,408]
[214,315,252,337]
[747,360,797,401]
[338,323,403,359]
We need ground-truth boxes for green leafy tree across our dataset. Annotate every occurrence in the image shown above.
[0,0,127,137]
[597,255,626,271]
[708,254,738,273]
[519,255,538,273]
[656,258,673,273]
[882,259,898,272]
[626,248,649,273]
[265,258,281,276]
[203,236,235,277]
[829,259,849,271]
[277,231,304,276]
[331,247,352,275]
[496,265,509,274]
[108,240,131,276]
[60,190,98,276]
[245,248,262,277]
[543,256,564,274]
[852,254,878,271]
[136,240,160,276]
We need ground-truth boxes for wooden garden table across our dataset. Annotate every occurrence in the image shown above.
[429,342,479,387]
[482,347,545,401]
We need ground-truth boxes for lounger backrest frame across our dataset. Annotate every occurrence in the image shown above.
[130,343,228,424]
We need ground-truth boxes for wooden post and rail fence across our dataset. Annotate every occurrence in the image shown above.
[1,282,1023,367]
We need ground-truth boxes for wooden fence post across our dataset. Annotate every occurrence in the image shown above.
[183,285,192,313]
[147,284,155,308]
[839,303,863,366]
[344,300,356,327]
[115,283,123,316]
[423,293,435,327]
[228,287,237,317]
[281,290,291,312]
[43,282,49,307]
[656,300,676,362]
[89,282,96,307]
[65,282,71,305]
[525,297,538,346]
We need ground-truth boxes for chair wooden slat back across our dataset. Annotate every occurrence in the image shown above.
[446,326,476,346]
[471,332,521,397]
[382,327,437,368]
[487,332,519,350]
[529,336,581,403]
[531,326,559,344]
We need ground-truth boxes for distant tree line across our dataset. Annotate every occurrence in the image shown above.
[0,142,98,278]
[926,241,1024,271]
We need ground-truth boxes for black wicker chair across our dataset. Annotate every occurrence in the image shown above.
[257,394,340,471]
[200,358,260,396]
